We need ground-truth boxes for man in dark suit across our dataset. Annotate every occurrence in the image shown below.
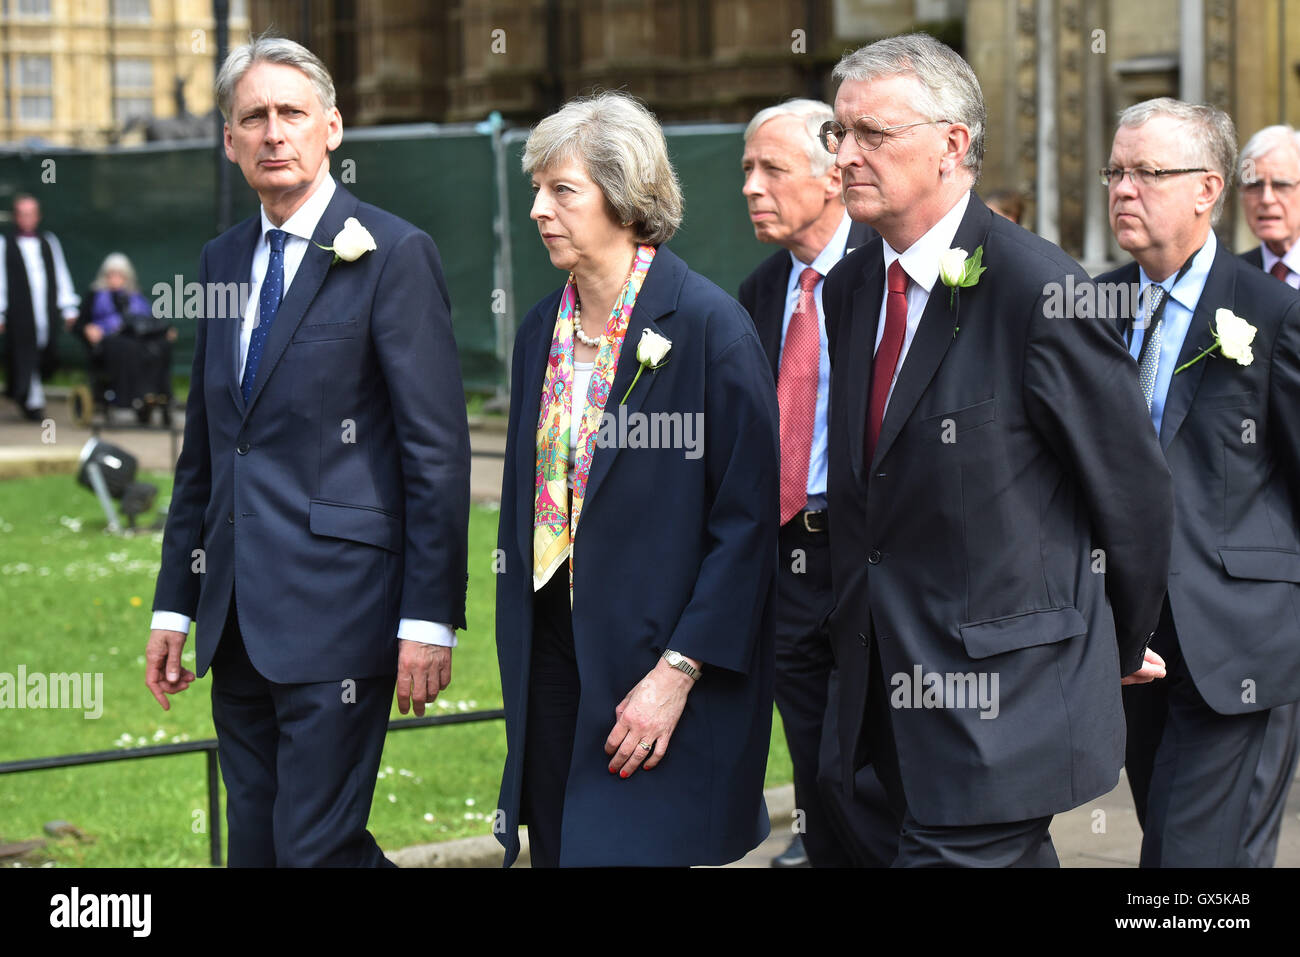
[0,194,81,420]
[1236,123,1300,867]
[820,34,1174,867]
[1098,101,1300,867]
[144,37,470,867]
[737,99,894,868]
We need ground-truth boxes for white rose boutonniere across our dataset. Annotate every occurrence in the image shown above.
[621,328,672,404]
[316,217,377,265]
[1174,308,1257,374]
[938,244,986,310]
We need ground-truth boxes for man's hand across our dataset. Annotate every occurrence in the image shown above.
[395,639,452,716]
[83,324,103,345]
[1122,647,1167,685]
[145,628,196,709]
[604,656,698,778]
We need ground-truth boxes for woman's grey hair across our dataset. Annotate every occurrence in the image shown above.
[832,33,986,179]
[522,91,684,245]
[1117,98,1237,224]
[215,35,336,120]
[91,252,138,292]
[1239,124,1300,173]
[744,99,836,177]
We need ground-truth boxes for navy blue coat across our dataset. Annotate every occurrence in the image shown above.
[493,245,779,866]
[153,182,471,683]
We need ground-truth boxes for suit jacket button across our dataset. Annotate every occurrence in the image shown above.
[868,548,882,564]
[236,441,249,455]
[226,511,234,525]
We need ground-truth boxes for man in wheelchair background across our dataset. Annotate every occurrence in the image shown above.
[72,252,175,426]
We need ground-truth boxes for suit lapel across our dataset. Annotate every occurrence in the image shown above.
[513,294,560,570]
[757,258,789,380]
[242,184,360,419]
[1159,244,1236,452]
[847,256,885,488]
[217,218,261,413]
[580,246,686,516]
[870,195,993,471]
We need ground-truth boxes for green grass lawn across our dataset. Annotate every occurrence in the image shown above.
[0,474,791,866]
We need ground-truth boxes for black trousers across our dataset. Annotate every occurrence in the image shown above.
[519,570,580,868]
[1123,600,1270,867]
[1244,701,1300,867]
[776,516,897,866]
[210,597,396,867]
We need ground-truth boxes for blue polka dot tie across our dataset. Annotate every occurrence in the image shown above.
[242,228,287,403]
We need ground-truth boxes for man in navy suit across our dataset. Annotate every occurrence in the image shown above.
[144,37,470,867]
[738,99,895,867]
[1099,101,1300,866]
[1236,123,1300,866]
[821,35,1173,866]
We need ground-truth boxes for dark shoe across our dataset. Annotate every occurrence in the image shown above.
[771,834,810,868]
[22,406,46,422]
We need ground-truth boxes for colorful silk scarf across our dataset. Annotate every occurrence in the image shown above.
[533,243,657,596]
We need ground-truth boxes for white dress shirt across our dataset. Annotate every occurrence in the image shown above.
[153,175,456,648]
[1259,242,1300,290]
[874,190,971,412]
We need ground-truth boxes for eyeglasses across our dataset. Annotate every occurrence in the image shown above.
[819,116,951,154]
[1241,178,1298,198]
[1099,167,1209,187]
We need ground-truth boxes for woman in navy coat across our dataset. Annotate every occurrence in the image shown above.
[493,91,780,867]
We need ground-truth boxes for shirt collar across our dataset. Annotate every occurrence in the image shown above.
[881,190,971,292]
[1260,240,1300,276]
[788,211,853,279]
[259,174,337,244]
[1137,229,1217,312]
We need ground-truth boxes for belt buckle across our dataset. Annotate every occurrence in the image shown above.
[802,509,825,533]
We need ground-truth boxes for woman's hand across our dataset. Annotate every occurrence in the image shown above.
[604,655,699,778]
[83,324,103,345]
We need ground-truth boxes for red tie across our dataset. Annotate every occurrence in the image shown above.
[867,260,909,463]
[1271,260,1290,283]
[777,267,822,525]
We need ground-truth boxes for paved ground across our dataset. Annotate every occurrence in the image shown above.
[7,394,1298,868]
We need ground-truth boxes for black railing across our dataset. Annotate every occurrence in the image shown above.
[0,709,506,866]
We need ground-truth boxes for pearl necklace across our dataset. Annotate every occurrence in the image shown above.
[572,295,603,348]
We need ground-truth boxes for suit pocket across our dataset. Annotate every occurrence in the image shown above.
[959,606,1087,659]
[293,318,359,342]
[1197,390,1257,410]
[1218,546,1300,583]
[309,499,401,552]
[922,396,996,434]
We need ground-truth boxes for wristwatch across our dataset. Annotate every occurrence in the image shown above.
[662,649,702,681]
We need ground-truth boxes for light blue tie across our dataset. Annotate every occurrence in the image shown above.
[242,228,287,403]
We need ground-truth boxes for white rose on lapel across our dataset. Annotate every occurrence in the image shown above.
[637,328,672,366]
[1215,309,1256,365]
[1174,307,1257,374]
[622,329,672,404]
[938,248,969,288]
[317,217,376,264]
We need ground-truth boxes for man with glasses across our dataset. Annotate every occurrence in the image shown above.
[819,34,1173,866]
[1097,99,1300,867]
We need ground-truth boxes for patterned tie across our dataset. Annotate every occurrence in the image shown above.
[777,267,822,525]
[242,228,288,403]
[1270,260,1290,283]
[867,260,909,463]
[1136,283,1169,412]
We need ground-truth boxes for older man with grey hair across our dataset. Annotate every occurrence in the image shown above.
[819,33,1173,867]
[737,99,895,868]
[1240,125,1300,288]
[1098,98,1300,867]
[145,34,470,866]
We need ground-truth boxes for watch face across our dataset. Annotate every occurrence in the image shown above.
[666,651,682,666]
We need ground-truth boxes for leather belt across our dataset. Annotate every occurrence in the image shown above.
[799,509,827,533]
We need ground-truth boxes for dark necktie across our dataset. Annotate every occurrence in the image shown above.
[778,267,821,525]
[867,259,908,463]
[1134,249,1199,413]
[242,228,287,402]
[1270,260,1290,283]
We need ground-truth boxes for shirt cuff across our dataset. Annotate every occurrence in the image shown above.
[398,619,457,647]
[151,611,192,634]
